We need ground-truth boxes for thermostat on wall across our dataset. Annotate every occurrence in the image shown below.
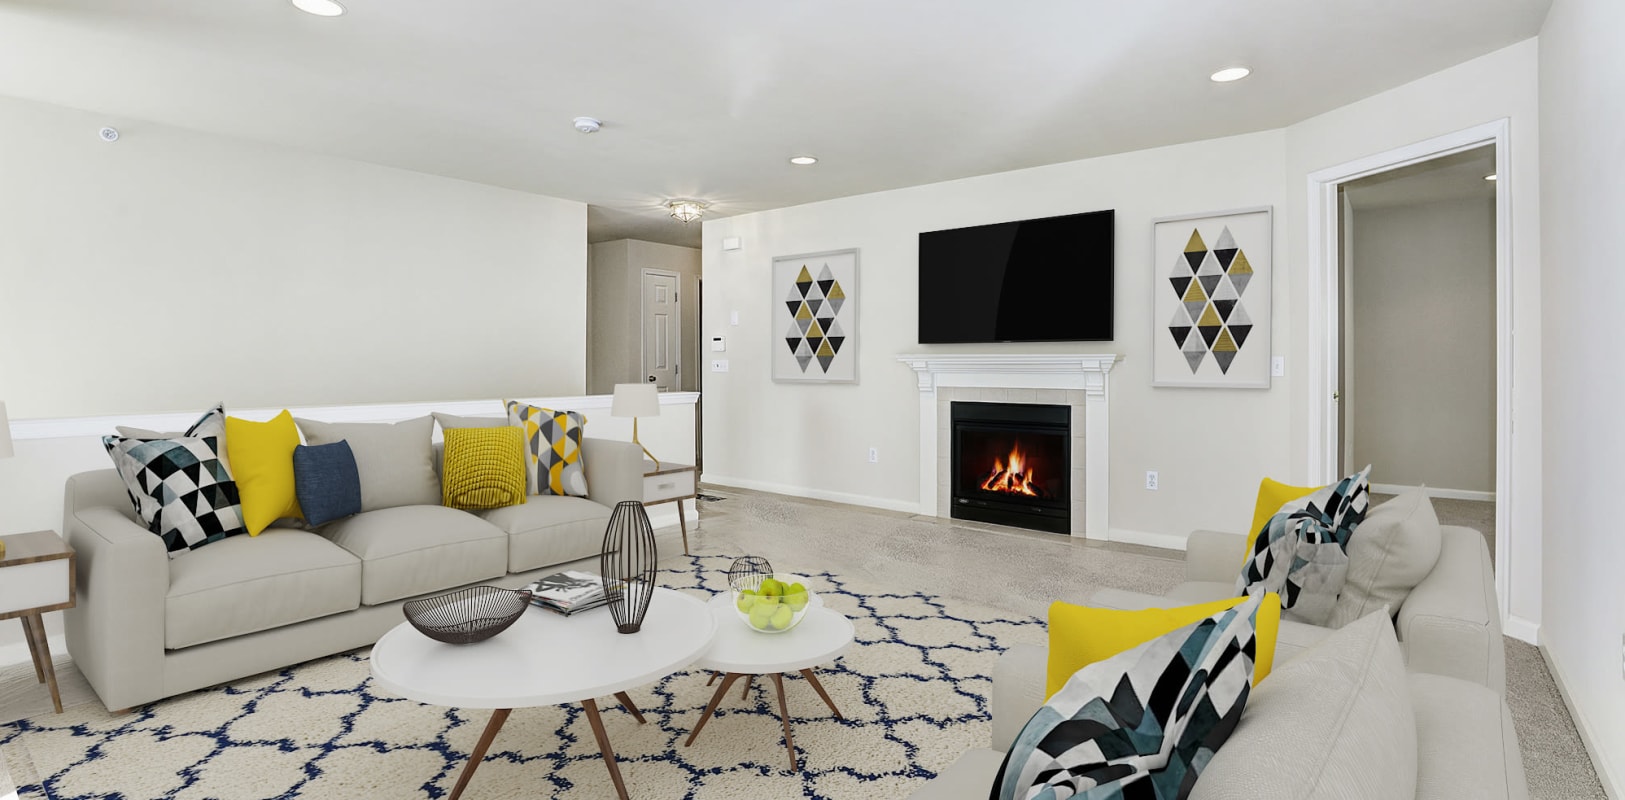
[711,336,726,352]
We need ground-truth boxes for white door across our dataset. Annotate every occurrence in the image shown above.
[642,270,680,391]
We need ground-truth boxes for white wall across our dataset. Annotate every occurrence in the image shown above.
[702,130,1291,537]
[1538,0,1625,793]
[0,93,589,418]
[1350,198,1496,493]
[588,240,701,394]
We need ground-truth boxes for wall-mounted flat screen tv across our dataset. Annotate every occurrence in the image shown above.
[918,209,1114,343]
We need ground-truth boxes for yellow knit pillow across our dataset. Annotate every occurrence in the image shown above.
[442,427,527,510]
[225,410,304,536]
[1046,594,1281,700]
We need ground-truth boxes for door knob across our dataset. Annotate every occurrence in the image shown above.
[647,375,656,382]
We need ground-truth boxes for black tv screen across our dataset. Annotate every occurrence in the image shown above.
[918,209,1114,343]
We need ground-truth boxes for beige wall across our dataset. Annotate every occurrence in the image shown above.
[1349,198,1496,492]
[0,94,588,418]
[1539,0,1625,793]
[588,239,701,394]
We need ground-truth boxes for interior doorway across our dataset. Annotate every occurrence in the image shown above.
[641,269,680,391]
[1307,120,1513,624]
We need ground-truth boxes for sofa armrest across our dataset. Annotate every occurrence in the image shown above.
[1395,525,1505,693]
[581,438,644,509]
[62,471,170,711]
[991,643,1047,753]
[1185,529,1246,584]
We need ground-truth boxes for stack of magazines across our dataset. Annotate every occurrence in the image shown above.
[522,570,610,616]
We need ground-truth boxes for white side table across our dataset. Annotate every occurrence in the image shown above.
[642,461,698,554]
[370,587,716,800]
[0,530,76,713]
[685,594,855,772]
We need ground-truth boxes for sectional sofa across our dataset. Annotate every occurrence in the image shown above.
[63,436,645,712]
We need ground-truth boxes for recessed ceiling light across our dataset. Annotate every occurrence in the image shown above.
[1210,67,1251,83]
[292,0,345,17]
[789,156,818,166]
[1484,174,1498,181]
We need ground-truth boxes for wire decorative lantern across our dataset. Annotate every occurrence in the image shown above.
[601,500,658,634]
[727,556,775,593]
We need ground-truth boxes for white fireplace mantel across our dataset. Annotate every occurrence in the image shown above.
[898,354,1119,539]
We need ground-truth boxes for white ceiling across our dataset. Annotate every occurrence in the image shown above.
[0,1,1550,249]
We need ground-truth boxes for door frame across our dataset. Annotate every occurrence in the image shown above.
[640,268,681,390]
[1305,118,1513,624]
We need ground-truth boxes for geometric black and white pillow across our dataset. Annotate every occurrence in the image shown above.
[1237,465,1371,626]
[991,593,1264,800]
[102,434,246,557]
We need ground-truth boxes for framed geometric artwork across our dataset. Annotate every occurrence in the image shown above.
[1152,207,1273,388]
[772,248,858,383]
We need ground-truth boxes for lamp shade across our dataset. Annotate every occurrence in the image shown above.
[0,402,14,460]
[611,383,660,418]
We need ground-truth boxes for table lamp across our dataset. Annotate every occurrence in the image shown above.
[611,383,661,468]
[0,402,12,559]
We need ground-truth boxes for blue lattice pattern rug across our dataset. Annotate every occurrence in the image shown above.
[0,555,1044,799]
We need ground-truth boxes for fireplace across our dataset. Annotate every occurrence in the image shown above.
[950,402,1070,534]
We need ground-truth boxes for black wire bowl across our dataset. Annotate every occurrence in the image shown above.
[403,586,532,645]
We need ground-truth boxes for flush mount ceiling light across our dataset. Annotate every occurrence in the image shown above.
[292,0,345,16]
[789,155,818,166]
[573,117,602,134]
[666,199,708,223]
[1210,66,1251,83]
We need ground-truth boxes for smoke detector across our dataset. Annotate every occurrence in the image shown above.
[99,126,119,142]
[573,117,602,134]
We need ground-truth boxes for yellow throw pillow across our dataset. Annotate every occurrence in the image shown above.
[442,427,527,510]
[1046,593,1281,699]
[1244,477,1322,560]
[225,411,303,536]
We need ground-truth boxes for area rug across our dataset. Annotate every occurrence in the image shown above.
[0,556,1044,799]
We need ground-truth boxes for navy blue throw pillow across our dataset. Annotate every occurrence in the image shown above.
[293,440,362,527]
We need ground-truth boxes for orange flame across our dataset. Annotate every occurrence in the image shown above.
[979,444,1041,496]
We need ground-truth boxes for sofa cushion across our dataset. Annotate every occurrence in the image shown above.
[1088,587,1334,676]
[1237,466,1371,626]
[320,505,507,605]
[479,496,610,573]
[293,441,363,527]
[506,402,590,497]
[903,749,1006,800]
[102,434,247,557]
[226,411,305,535]
[116,403,228,459]
[1188,610,1417,800]
[1409,673,1529,800]
[994,594,1265,800]
[442,427,527,510]
[431,411,512,430]
[1245,476,1321,561]
[297,416,440,512]
[1329,487,1443,629]
[166,528,359,649]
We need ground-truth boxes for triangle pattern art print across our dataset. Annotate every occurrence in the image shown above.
[1157,212,1269,386]
[775,251,857,382]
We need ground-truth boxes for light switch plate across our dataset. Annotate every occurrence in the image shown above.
[1271,356,1285,377]
[730,310,740,326]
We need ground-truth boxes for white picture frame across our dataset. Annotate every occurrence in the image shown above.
[772,249,858,383]
[1152,207,1273,388]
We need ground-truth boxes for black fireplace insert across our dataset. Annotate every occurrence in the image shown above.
[950,401,1070,534]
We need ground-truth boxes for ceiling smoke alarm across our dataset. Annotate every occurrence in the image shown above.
[99,127,119,142]
[573,117,602,134]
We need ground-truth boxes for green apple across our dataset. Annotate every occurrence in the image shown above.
[748,604,775,630]
[770,605,795,630]
[784,583,809,611]
[734,589,757,613]
[758,578,785,598]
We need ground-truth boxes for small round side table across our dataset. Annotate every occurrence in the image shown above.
[684,594,855,772]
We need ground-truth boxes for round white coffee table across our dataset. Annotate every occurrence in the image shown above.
[370,587,715,800]
[685,594,855,772]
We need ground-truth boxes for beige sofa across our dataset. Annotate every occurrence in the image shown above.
[63,437,645,712]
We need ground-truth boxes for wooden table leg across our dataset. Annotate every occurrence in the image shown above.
[677,500,690,555]
[684,672,742,747]
[24,614,62,713]
[799,669,844,719]
[447,707,511,800]
[18,616,45,684]
[614,691,647,724]
[581,698,630,800]
[740,674,754,700]
[769,672,798,772]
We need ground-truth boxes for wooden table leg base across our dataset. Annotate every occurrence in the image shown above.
[800,668,844,719]
[581,698,630,800]
[447,708,511,800]
[614,691,647,724]
[769,672,798,772]
[24,613,62,713]
[685,672,742,747]
[19,616,45,684]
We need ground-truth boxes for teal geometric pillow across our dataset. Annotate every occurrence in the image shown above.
[991,593,1264,800]
[1237,466,1371,626]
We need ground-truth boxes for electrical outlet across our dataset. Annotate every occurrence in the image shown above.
[1145,470,1159,490]
[867,447,879,463]
[711,359,729,372]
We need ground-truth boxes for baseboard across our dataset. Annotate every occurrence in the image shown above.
[1370,483,1495,503]
[700,475,920,515]
[0,634,65,669]
[1105,528,1189,552]
[1541,644,1624,799]
[1503,614,1540,646]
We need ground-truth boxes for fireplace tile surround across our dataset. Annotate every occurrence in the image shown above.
[899,354,1119,539]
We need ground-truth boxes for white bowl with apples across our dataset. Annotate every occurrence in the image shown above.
[731,574,814,634]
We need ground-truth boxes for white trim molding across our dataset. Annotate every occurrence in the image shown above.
[898,354,1120,540]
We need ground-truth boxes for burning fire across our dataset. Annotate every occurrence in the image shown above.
[980,444,1043,497]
